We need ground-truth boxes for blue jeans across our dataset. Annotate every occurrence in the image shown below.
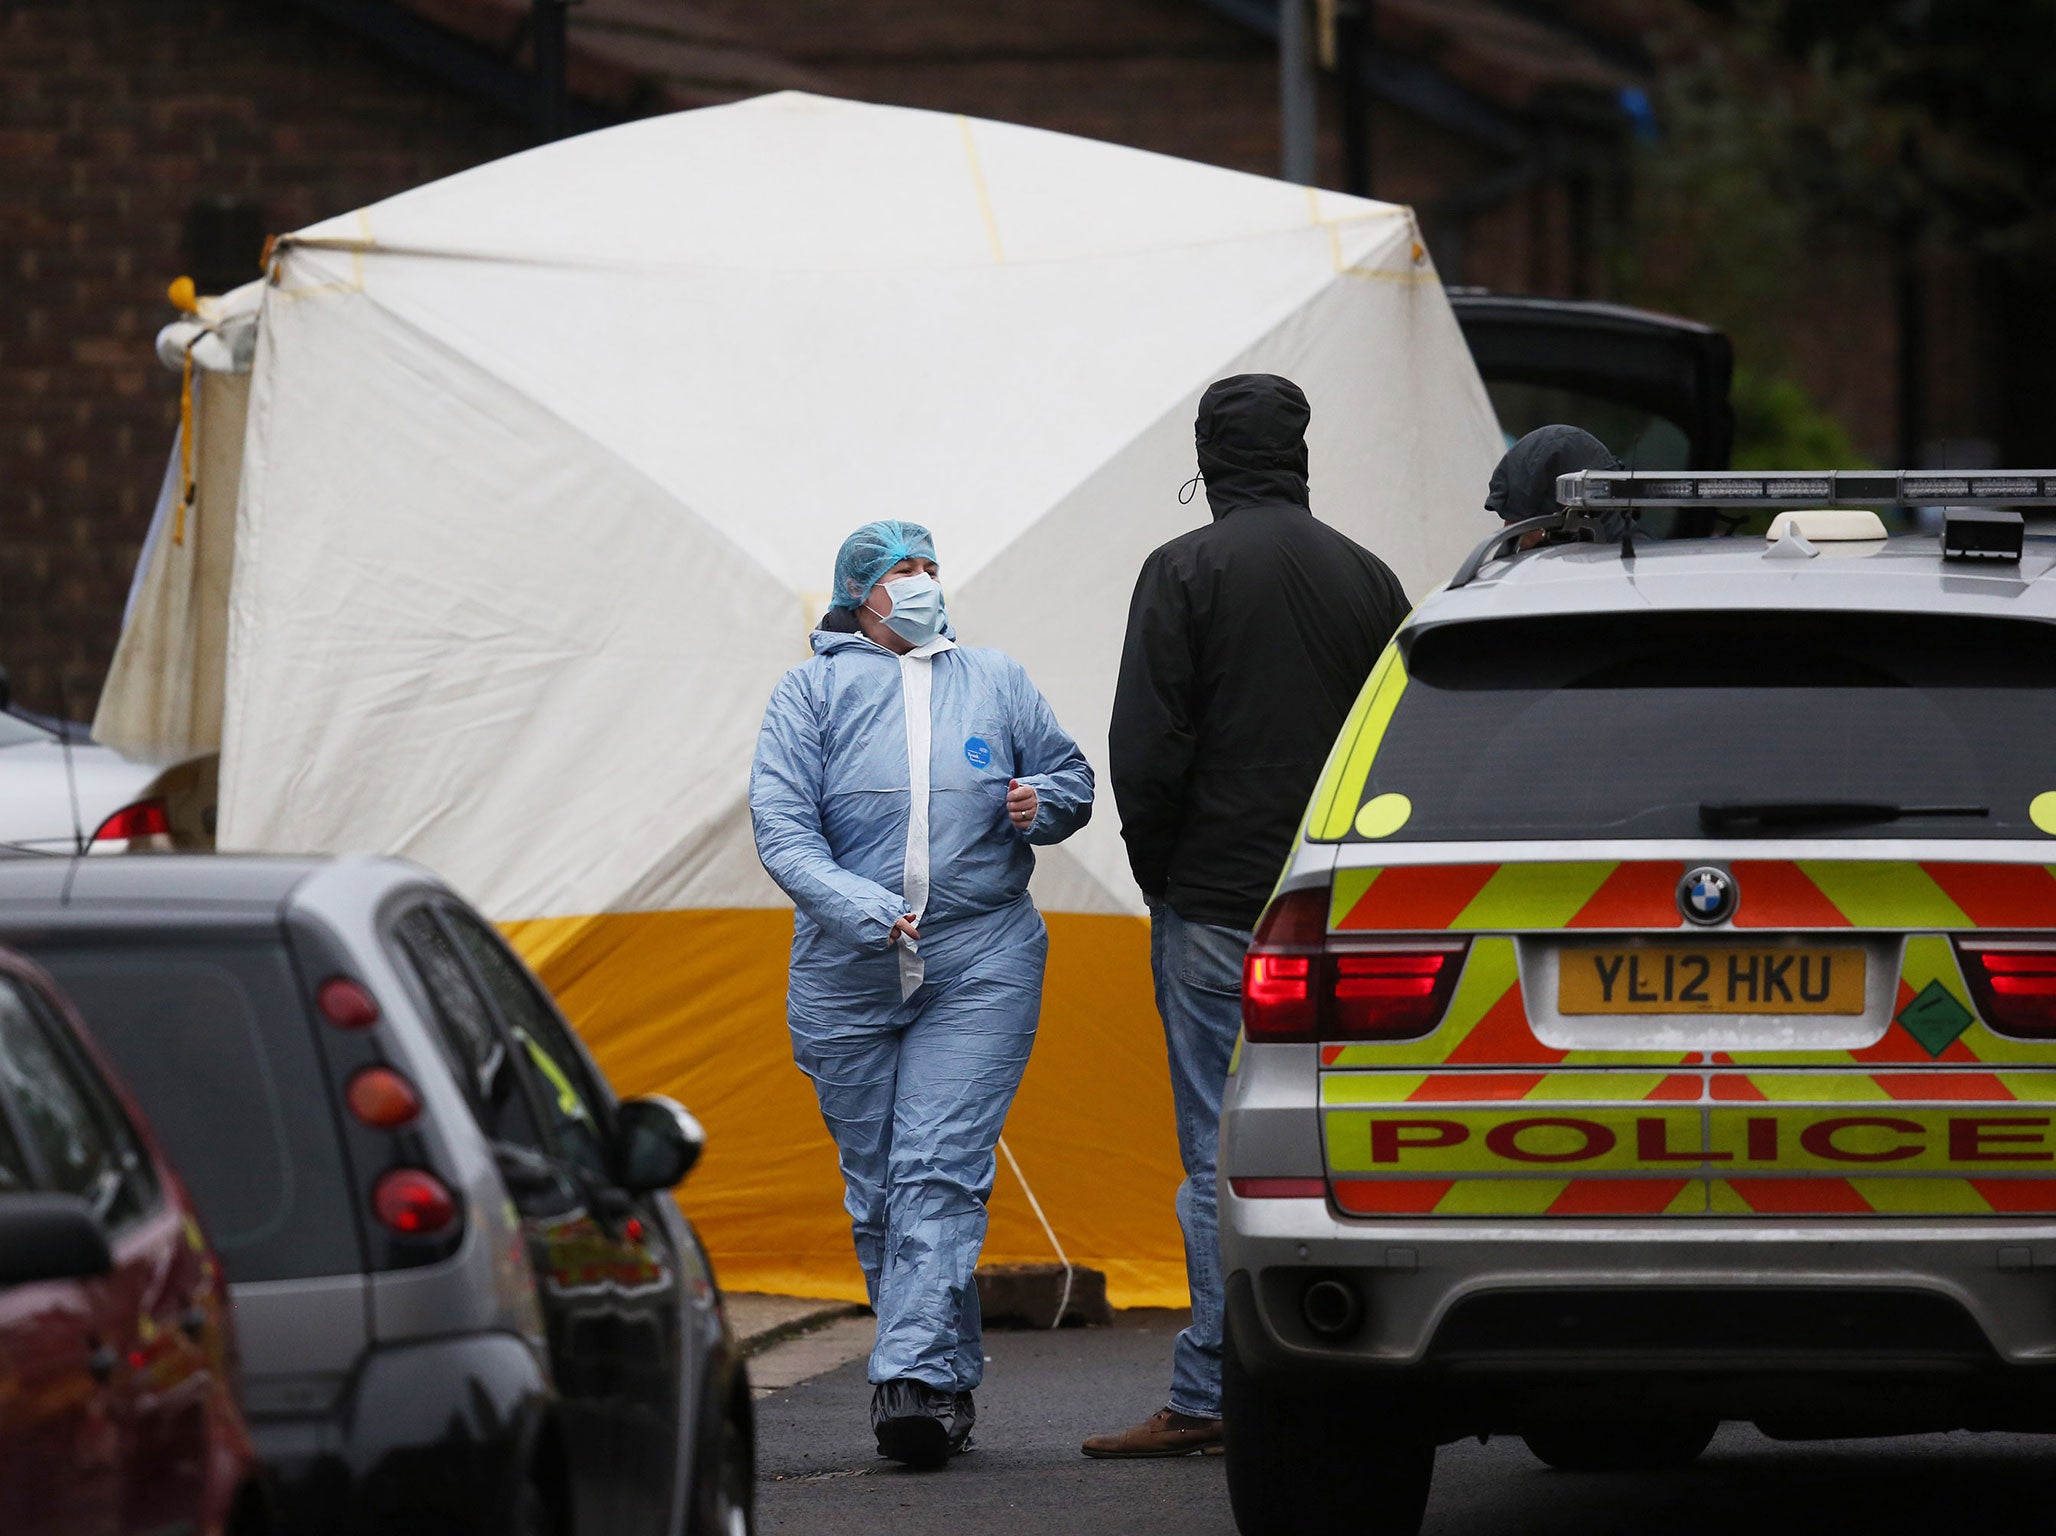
[1149,899,1252,1420]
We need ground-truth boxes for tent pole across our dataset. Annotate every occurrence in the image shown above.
[1336,0,1371,196]
[1279,0,1317,185]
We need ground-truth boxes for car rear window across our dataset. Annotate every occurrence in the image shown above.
[0,714,51,748]
[1344,610,2056,843]
[31,937,362,1282]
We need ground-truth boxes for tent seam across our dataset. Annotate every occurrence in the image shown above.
[957,115,1008,265]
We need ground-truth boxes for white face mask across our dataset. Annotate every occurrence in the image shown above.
[867,573,947,646]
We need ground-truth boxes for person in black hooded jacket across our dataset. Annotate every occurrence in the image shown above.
[1484,423,1627,545]
[1083,373,1407,1460]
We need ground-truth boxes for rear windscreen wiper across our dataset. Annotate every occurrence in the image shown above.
[1699,800,1990,832]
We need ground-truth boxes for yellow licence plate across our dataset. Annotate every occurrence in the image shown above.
[1558,945,1866,1015]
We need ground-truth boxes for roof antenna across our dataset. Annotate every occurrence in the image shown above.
[1620,436,1641,562]
[55,667,87,861]
[41,657,90,905]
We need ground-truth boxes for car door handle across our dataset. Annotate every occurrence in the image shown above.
[87,1343,118,1383]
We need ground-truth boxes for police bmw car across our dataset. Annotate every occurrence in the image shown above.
[1219,472,2056,1535]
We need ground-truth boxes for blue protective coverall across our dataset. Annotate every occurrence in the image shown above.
[749,627,1094,1391]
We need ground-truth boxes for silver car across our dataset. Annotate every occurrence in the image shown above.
[0,852,752,1536]
[0,705,174,854]
[1220,482,2056,1535]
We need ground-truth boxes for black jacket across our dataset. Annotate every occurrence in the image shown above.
[1109,374,1409,931]
[1483,423,1628,542]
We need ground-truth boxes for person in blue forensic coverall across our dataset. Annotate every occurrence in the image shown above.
[749,520,1094,1469]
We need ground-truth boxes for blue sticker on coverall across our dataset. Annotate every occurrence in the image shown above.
[964,737,993,770]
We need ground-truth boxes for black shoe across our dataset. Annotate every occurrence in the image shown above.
[872,1378,953,1469]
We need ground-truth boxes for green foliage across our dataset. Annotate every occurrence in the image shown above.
[1616,18,1831,402]
[1619,2,2056,462]
[1747,0,2056,257]
[1728,367,1870,470]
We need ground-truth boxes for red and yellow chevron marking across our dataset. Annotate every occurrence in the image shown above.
[1331,861,1687,932]
[1719,935,2056,1068]
[1707,1178,2056,1216]
[1731,860,2056,929]
[1315,858,2056,1210]
[1322,865,2056,1069]
[1322,1070,1705,1104]
[1330,860,2056,933]
[1334,1176,1701,1217]
[1321,939,1697,1069]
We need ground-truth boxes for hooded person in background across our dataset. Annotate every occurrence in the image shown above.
[1485,423,1628,546]
[750,520,1094,1468]
[1084,374,1408,1459]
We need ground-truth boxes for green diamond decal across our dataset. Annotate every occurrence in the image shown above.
[1897,980,1974,1058]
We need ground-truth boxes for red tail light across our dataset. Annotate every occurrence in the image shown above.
[1956,942,2056,1038]
[90,798,170,844]
[1243,954,1316,1039]
[346,1067,421,1128]
[1243,889,1326,1041]
[372,1169,456,1235]
[317,977,380,1029]
[1242,887,1467,1042]
[1330,950,1464,1040]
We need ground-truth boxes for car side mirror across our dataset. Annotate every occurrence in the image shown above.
[614,1096,704,1193]
[0,1194,114,1286]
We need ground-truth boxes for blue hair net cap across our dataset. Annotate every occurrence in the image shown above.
[830,520,940,608]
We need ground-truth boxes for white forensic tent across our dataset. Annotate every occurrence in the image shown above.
[102,91,1502,1305]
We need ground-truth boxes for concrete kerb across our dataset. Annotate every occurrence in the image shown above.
[730,1265,1115,1360]
[727,1293,869,1359]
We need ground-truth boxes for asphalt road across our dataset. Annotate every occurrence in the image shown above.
[755,1308,2056,1535]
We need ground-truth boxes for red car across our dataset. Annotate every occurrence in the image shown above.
[0,947,267,1536]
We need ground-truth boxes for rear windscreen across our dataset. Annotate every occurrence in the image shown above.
[0,714,52,748]
[32,938,361,1282]
[1350,610,2056,843]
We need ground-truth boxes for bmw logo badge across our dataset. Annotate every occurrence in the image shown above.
[1678,866,1737,926]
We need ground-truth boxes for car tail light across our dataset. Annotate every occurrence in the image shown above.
[372,1169,457,1235]
[1243,886,1467,1043]
[346,1067,421,1128]
[1956,941,2056,1038]
[1329,949,1465,1040]
[89,798,170,846]
[317,976,380,1029]
[1242,888,1326,1041]
[1243,954,1316,1039]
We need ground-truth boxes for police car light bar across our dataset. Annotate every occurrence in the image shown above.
[1557,470,2056,510]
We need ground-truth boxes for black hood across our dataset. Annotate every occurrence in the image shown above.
[1194,373,1311,519]
[1483,424,1621,524]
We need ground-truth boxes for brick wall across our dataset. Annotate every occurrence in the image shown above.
[1,0,527,717]
[0,0,1634,720]
[688,0,1514,270]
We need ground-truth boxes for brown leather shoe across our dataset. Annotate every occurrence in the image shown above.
[1081,1408,1224,1458]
